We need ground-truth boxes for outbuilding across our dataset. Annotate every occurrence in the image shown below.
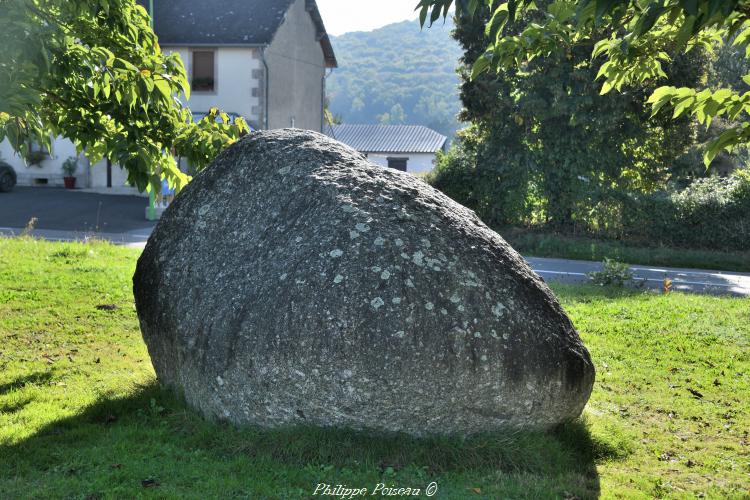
[325,124,447,175]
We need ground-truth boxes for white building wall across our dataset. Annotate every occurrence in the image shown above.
[88,159,147,195]
[0,138,88,187]
[2,41,285,194]
[366,153,438,175]
[2,47,262,192]
[165,46,263,128]
[1,137,149,194]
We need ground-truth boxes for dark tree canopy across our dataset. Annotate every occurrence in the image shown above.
[418,0,750,165]
[434,4,704,229]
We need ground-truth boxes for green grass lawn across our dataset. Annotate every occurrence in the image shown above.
[501,229,750,273]
[1,237,748,499]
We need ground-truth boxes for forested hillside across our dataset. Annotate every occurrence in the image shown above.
[327,19,463,139]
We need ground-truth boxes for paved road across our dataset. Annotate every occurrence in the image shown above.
[2,187,749,296]
[0,186,155,234]
[528,257,750,297]
[2,226,746,296]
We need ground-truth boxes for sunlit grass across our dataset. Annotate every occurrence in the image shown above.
[0,237,747,498]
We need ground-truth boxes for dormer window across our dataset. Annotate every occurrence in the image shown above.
[191,50,216,93]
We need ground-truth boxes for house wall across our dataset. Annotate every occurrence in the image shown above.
[0,136,146,194]
[265,0,326,132]
[88,159,146,196]
[365,153,438,175]
[165,46,264,128]
[0,138,89,188]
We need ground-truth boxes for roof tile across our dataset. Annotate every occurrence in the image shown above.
[136,0,336,67]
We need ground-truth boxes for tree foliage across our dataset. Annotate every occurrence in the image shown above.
[0,0,248,192]
[431,4,704,229]
[417,0,750,165]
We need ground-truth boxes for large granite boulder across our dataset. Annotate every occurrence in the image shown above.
[133,129,594,436]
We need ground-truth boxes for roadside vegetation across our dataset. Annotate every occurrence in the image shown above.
[1,237,747,498]
[501,229,750,273]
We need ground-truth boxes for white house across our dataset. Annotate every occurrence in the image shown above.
[1,0,337,192]
[325,124,448,175]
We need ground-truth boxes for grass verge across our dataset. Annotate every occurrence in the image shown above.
[0,237,748,498]
[501,228,750,272]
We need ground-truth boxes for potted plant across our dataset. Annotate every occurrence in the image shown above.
[62,156,78,189]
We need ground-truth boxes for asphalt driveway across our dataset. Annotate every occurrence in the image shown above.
[0,186,154,242]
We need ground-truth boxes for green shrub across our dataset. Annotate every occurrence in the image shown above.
[427,147,478,212]
[427,129,532,227]
[587,259,634,287]
[561,171,750,251]
[61,156,78,177]
[429,138,750,252]
[616,172,750,251]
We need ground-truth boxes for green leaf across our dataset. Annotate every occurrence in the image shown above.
[113,58,138,73]
[675,16,696,51]
[430,5,442,26]
[647,86,677,105]
[548,1,575,22]
[418,2,429,27]
[594,0,617,21]
[485,4,509,39]
[704,128,740,166]
[732,27,750,48]
[633,5,663,37]
[592,39,612,59]
[672,96,695,118]
[712,88,733,103]
[154,79,172,102]
[102,73,111,98]
[470,55,492,81]
[596,61,612,80]
[466,0,480,17]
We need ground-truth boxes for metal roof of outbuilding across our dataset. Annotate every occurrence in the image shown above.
[325,124,447,154]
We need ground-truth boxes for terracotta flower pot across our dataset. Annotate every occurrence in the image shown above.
[63,176,76,189]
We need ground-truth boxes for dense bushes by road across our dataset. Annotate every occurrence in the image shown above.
[429,160,750,252]
[615,172,750,251]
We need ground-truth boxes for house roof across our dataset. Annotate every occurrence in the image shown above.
[136,0,337,68]
[325,124,448,154]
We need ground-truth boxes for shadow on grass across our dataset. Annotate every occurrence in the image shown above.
[0,371,54,395]
[1,382,619,498]
[550,282,647,302]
